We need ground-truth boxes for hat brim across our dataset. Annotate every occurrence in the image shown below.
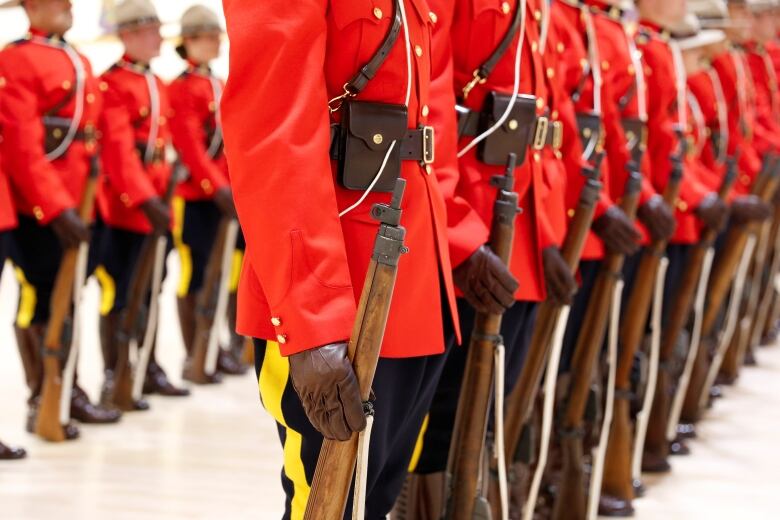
[0,0,22,8]
[676,29,727,50]
[114,17,161,33]
[699,18,748,29]
[180,25,224,38]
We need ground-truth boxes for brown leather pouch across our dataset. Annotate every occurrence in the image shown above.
[338,100,408,193]
[576,112,603,162]
[478,91,537,166]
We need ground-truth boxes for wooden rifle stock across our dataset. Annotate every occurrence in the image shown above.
[600,146,685,504]
[36,156,100,441]
[444,155,520,520]
[550,165,643,519]
[112,164,180,410]
[187,218,231,383]
[503,156,604,468]
[303,180,408,520]
[700,158,780,339]
[643,157,738,460]
[680,160,780,423]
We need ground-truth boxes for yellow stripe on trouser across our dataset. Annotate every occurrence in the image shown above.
[229,250,243,293]
[258,341,310,520]
[94,266,116,316]
[173,197,194,298]
[13,266,36,329]
[407,413,430,472]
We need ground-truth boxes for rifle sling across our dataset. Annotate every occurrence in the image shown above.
[344,0,402,96]
[468,0,525,89]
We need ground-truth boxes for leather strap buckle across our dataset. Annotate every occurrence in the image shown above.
[551,121,563,150]
[422,125,435,164]
[533,116,549,150]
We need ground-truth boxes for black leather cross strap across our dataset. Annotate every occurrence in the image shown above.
[345,0,402,96]
[462,0,525,98]
[329,124,434,164]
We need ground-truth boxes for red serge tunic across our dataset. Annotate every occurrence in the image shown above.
[711,50,764,196]
[637,23,711,244]
[169,63,229,201]
[97,57,173,234]
[221,0,459,357]
[0,158,15,232]
[0,29,101,225]
[434,0,566,302]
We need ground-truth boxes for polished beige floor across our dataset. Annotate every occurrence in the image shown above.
[1,258,779,519]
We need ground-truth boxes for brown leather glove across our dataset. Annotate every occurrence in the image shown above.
[140,197,171,233]
[637,195,676,242]
[731,195,772,224]
[51,208,90,249]
[289,342,366,441]
[592,205,641,256]
[453,245,519,314]
[542,246,577,306]
[695,193,729,231]
[214,186,237,218]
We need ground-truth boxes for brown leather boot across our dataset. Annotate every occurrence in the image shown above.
[144,359,190,397]
[217,348,248,376]
[98,313,150,411]
[226,293,250,374]
[13,324,82,438]
[26,396,80,440]
[598,494,634,517]
[14,324,43,403]
[390,472,445,520]
[177,294,197,358]
[0,441,26,460]
[70,385,122,424]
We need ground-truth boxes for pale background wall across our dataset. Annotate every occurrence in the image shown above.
[0,0,230,80]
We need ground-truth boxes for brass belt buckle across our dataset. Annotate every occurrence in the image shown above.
[422,125,435,165]
[551,121,563,150]
[533,116,549,151]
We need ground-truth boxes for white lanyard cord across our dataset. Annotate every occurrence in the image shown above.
[143,72,161,164]
[458,0,528,159]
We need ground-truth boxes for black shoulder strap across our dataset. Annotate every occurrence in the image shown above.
[344,0,403,95]
[463,0,525,95]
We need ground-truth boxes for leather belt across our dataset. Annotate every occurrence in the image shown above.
[456,106,563,151]
[532,116,563,151]
[330,124,435,165]
[135,142,166,164]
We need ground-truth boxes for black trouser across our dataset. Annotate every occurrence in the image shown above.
[559,259,603,374]
[0,230,8,275]
[253,311,453,519]
[176,199,245,297]
[9,215,101,326]
[94,225,151,314]
[412,298,538,475]
[9,216,65,326]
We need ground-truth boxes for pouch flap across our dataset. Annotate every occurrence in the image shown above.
[346,101,408,151]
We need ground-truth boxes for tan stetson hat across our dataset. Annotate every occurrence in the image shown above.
[670,13,727,49]
[114,0,159,31]
[180,5,223,37]
[689,0,740,27]
[0,0,21,8]
[746,0,776,11]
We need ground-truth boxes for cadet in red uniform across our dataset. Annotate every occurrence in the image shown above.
[401,1,583,512]
[169,5,246,379]
[743,2,780,153]
[0,148,25,459]
[96,0,188,407]
[0,0,121,438]
[551,0,644,378]
[221,0,484,516]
